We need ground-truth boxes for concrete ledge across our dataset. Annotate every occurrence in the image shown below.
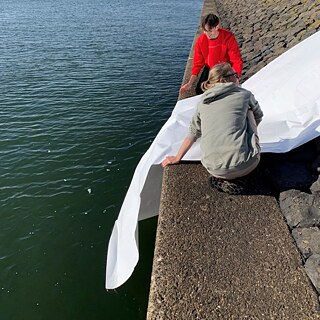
[147,164,320,319]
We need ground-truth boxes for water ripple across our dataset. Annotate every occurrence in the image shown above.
[0,0,202,318]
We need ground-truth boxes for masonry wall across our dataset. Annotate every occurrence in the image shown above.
[214,0,320,81]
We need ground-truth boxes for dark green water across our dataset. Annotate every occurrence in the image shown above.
[0,0,202,318]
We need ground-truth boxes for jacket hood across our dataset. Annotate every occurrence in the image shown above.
[201,82,238,105]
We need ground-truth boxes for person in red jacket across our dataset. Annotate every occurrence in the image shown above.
[180,13,243,95]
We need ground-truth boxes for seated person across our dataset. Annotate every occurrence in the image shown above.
[162,63,263,195]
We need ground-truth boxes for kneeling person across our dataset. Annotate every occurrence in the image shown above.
[162,63,263,194]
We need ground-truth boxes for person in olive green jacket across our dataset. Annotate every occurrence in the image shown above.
[162,62,263,194]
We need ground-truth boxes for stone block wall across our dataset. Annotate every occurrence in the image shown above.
[215,0,320,81]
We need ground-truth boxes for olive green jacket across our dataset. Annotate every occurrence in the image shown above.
[188,82,263,176]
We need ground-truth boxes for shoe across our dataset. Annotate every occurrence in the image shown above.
[209,176,247,195]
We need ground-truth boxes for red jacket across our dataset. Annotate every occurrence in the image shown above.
[192,29,243,76]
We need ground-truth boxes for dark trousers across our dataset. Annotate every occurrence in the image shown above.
[195,66,210,95]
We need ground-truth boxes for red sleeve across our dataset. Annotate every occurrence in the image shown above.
[192,36,205,76]
[227,34,243,76]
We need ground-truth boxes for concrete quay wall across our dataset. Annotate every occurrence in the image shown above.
[147,0,320,318]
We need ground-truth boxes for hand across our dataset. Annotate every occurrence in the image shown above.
[161,156,180,167]
[179,82,192,95]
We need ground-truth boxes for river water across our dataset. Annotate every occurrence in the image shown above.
[0,0,202,318]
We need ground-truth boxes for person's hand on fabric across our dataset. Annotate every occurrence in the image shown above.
[161,156,180,167]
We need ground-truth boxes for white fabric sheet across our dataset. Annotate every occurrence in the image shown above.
[106,31,320,289]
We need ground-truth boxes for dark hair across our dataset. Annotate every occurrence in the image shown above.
[201,13,219,29]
